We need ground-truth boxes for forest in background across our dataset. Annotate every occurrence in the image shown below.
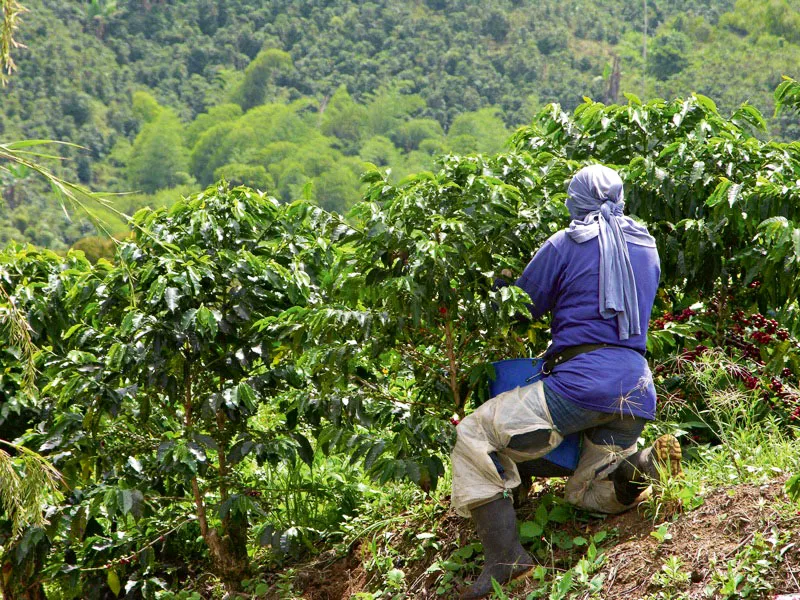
[1,0,800,254]
[3,1,800,597]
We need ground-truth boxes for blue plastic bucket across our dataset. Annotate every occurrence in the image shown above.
[490,358,581,471]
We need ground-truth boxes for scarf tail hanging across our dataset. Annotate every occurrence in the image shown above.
[565,165,652,341]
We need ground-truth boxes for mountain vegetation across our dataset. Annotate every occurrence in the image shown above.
[2,2,800,599]
[2,0,800,251]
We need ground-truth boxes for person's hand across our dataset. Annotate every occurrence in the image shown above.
[500,268,514,280]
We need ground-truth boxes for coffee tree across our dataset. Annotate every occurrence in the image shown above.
[513,89,800,316]
[270,152,571,490]
[0,243,99,599]
[276,84,800,496]
[30,184,336,594]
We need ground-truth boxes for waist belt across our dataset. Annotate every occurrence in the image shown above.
[541,343,644,375]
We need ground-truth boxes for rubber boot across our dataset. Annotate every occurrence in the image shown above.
[514,459,575,507]
[611,434,683,505]
[459,497,534,600]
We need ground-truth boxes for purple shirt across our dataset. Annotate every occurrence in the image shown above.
[515,230,660,419]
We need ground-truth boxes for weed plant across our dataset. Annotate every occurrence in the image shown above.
[706,529,793,599]
[647,555,691,599]
[646,352,799,502]
[241,450,376,562]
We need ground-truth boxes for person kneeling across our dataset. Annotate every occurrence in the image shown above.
[450,165,682,599]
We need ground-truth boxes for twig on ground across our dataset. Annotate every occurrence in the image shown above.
[722,532,754,561]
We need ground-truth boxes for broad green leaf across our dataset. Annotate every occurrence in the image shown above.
[67,350,96,365]
[107,570,121,597]
[705,178,731,207]
[727,182,742,208]
[196,305,218,337]
[106,343,126,371]
[147,276,167,304]
[534,503,549,526]
[363,440,385,470]
[165,287,180,311]
[623,92,641,105]
[786,473,800,503]
[293,433,314,467]
[694,93,718,113]
[519,521,543,540]
[119,489,133,516]
[62,324,83,340]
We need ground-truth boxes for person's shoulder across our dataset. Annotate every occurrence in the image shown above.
[551,228,596,252]
[539,229,578,264]
[547,229,568,247]
[620,217,656,247]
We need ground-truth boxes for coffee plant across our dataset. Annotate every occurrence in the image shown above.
[267,151,570,491]
[2,81,800,596]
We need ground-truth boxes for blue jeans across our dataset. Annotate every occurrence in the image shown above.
[543,382,646,449]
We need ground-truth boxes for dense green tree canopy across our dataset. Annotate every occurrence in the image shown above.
[128,106,190,193]
[1,0,799,251]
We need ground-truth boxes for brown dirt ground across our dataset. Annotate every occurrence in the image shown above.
[587,479,800,600]
[276,478,800,600]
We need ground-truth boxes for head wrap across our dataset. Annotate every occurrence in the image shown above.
[565,165,654,340]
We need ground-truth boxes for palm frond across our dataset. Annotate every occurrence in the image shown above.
[0,141,130,238]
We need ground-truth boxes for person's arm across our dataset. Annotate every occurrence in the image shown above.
[513,240,564,320]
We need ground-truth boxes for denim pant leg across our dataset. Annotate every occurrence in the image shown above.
[543,382,646,450]
[544,382,653,512]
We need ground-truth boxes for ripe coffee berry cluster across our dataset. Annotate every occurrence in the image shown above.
[651,307,697,330]
[651,301,799,423]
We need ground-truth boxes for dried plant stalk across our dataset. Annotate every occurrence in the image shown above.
[0,440,64,538]
[0,278,36,388]
[0,0,25,85]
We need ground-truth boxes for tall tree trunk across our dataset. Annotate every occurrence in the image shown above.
[183,361,249,591]
[605,56,621,105]
[215,409,250,588]
[444,320,463,417]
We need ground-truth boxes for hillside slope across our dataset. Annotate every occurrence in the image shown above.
[277,478,800,599]
[2,0,800,251]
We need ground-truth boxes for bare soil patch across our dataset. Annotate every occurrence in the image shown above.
[596,480,800,600]
[514,478,800,600]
